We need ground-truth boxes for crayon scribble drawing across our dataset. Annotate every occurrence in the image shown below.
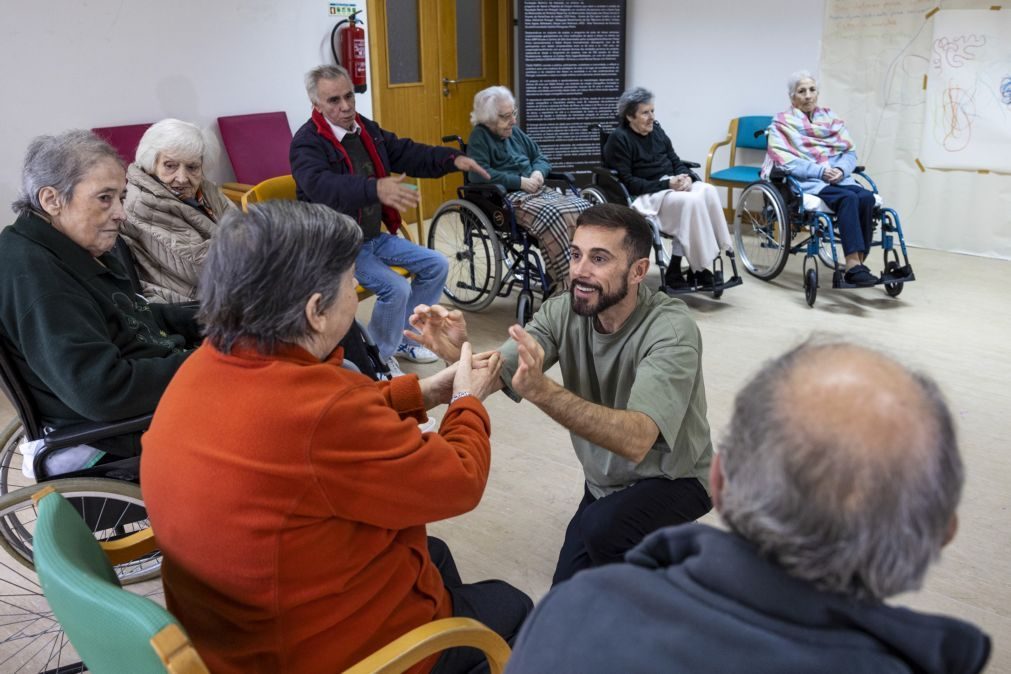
[931,34,986,71]
[920,11,1010,171]
[938,84,975,152]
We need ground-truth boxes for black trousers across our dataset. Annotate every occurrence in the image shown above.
[817,184,876,257]
[551,477,712,586]
[428,537,533,674]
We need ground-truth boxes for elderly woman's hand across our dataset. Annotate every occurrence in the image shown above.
[530,171,545,189]
[452,342,503,402]
[520,177,540,194]
[668,175,692,192]
[823,167,844,184]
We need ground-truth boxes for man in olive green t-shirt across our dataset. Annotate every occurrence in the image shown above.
[406,204,713,585]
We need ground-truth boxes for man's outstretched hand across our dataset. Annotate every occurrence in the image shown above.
[404,304,469,363]
[454,155,491,180]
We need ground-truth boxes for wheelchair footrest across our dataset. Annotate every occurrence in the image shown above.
[662,274,743,296]
[880,265,915,284]
[831,266,915,290]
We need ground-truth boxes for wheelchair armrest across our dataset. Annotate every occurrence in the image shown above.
[705,133,734,181]
[546,171,579,194]
[43,413,154,450]
[769,167,790,181]
[854,165,865,173]
[459,182,508,201]
[683,161,701,169]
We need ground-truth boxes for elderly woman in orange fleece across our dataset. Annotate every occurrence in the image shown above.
[141,200,531,674]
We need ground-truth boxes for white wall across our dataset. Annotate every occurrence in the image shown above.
[626,0,824,184]
[1,0,824,215]
[0,0,374,210]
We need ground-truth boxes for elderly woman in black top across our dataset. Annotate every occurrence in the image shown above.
[0,130,200,474]
[604,87,732,288]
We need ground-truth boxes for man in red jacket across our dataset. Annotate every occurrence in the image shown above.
[290,64,488,377]
[141,200,531,674]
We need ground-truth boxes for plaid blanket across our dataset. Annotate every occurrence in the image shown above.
[761,106,854,178]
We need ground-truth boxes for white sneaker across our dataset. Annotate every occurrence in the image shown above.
[384,355,404,378]
[396,343,439,363]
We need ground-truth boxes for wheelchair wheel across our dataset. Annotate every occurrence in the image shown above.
[883,249,904,297]
[429,200,503,312]
[733,182,790,280]
[0,479,162,672]
[0,420,30,496]
[804,267,819,307]
[579,186,607,206]
[516,289,535,326]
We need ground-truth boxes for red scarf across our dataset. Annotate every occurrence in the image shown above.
[311,108,401,235]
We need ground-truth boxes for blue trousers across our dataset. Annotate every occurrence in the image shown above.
[355,233,449,360]
[551,477,712,586]
[817,184,876,256]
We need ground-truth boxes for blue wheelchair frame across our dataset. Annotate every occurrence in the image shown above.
[736,163,916,306]
[427,135,583,325]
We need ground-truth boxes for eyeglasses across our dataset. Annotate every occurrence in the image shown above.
[497,109,519,121]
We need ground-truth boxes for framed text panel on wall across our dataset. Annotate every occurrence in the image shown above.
[518,0,626,184]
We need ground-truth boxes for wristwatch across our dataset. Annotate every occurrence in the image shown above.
[450,391,472,404]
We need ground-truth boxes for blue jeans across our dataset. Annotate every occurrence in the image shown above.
[355,233,449,360]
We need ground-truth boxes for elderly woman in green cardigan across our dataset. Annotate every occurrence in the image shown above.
[466,86,591,293]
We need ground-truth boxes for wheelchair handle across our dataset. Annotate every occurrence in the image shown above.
[442,134,465,150]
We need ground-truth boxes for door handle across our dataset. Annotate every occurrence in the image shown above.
[442,77,460,97]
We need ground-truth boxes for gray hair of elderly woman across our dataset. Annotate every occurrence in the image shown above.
[11,130,122,216]
[198,201,363,354]
[305,64,352,105]
[470,86,515,126]
[717,338,963,601]
[616,87,654,127]
[134,119,207,174]
[787,70,817,95]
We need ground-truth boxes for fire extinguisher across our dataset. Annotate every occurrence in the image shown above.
[331,9,367,94]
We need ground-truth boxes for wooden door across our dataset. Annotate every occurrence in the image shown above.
[368,0,512,221]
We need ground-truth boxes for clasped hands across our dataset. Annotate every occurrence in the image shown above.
[520,170,545,194]
[822,167,844,184]
[668,174,692,192]
[405,304,551,402]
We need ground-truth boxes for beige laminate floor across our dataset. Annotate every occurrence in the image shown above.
[1,245,1008,671]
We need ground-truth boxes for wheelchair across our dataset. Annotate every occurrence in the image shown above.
[580,124,743,300]
[428,136,586,325]
[732,135,915,306]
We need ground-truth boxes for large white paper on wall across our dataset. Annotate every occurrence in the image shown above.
[820,1,1011,258]
[921,10,1011,171]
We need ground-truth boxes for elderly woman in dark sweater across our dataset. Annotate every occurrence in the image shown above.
[604,87,732,288]
[466,86,591,292]
[0,130,200,474]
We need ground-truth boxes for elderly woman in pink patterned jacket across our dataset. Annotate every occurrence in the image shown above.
[762,71,878,287]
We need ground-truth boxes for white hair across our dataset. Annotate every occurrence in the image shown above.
[470,86,515,126]
[134,119,208,173]
[787,70,817,96]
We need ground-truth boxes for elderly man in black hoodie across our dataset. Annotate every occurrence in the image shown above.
[505,339,990,674]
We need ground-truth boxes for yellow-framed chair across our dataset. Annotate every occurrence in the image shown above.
[705,115,773,221]
[32,487,511,674]
[239,175,413,301]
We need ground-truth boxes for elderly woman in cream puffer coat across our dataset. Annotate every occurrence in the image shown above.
[123,118,235,303]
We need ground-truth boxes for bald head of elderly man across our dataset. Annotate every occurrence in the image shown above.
[505,339,991,674]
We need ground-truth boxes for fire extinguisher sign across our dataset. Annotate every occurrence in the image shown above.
[328,3,357,17]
